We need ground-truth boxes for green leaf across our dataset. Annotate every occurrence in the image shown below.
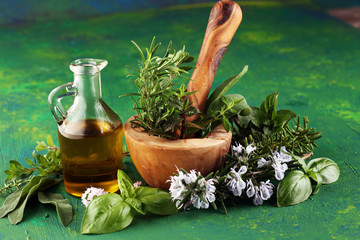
[8,177,56,224]
[119,93,141,98]
[307,158,340,184]
[125,198,145,215]
[9,160,23,171]
[250,108,262,128]
[36,142,48,151]
[47,135,55,147]
[307,171,323,195]
[260,92,278,119]
[136,187,177,215]
[117,170,135,199]
[222,116,230,132]
[292,155,308,171]
[277,170,312,207]
[205,65,248,113]
[275,110,296,128]
[0,176,43,218]
[206,94,251,119]
[25,157,35,166]
[81,193,135,234]
[38,192,73,226]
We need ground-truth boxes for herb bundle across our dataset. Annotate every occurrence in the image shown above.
[0,136,72,226]
[123,37,251,139]
[168,93,340,211]
[122,37,199,139]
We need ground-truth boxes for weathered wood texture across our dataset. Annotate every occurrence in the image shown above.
[124,116,232,189]
[186,0,242,120]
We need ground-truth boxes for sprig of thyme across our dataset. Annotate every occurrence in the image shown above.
[0,135,62,194]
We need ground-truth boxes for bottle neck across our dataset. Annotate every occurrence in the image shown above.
[73,72,102,102]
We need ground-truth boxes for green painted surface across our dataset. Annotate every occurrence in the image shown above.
[0,2,359,240]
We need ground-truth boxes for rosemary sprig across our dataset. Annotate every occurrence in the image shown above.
[121,37,199,139]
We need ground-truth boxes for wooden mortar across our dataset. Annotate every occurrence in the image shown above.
[124,0,241,189]
[124,116,232,189]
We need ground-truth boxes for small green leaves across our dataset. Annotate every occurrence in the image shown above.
[81,194,135,234]
[38,192,73,226]
[230,93,321,156]
[277,170,312,207]
[1,135,61,194]
[307,158,340,184]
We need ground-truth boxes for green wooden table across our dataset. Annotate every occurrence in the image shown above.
[0,1,359,239]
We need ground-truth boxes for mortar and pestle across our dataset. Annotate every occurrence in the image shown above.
[124,0,242,189]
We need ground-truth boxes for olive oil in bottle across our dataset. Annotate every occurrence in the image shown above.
[58,119,123,197]
[48,59,124,197]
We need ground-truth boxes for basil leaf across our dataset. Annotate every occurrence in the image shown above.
[307,171,323,195]
[307,158,340,184]
[260,92,278,120]
[38,192,73,226]
[81,193,135,234]
[275,109,296,128]
[117,170,135,199]
[205,65,248,113]
[277,170,312,207]
[206,94,251,119]
[8,177,56,224]
[292,155,308,171]
[136,187,177,215]
[0,176,43,218]
[125,198,145,215]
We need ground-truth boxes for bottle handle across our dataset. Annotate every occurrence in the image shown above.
[48,82,77,124]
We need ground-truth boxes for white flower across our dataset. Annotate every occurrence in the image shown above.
[169,168,217,210]
[232,143,244,157]
[191,178,217,209]
[253,186,263,206]
[247,180,274,205]
[201,178,217,203]
[185,170,199,184]
[257,157,271,168]
[191,193,208,209]
[272,160,288,180]
[168,172,187,201]
[259,180,274,200]
[273,146,292,163]
[81,187,107,207]
[245,143,257,155]
[246,179,255,198]
[226,165,247,196]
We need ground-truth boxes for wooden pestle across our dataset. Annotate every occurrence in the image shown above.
[186,0,242,122]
